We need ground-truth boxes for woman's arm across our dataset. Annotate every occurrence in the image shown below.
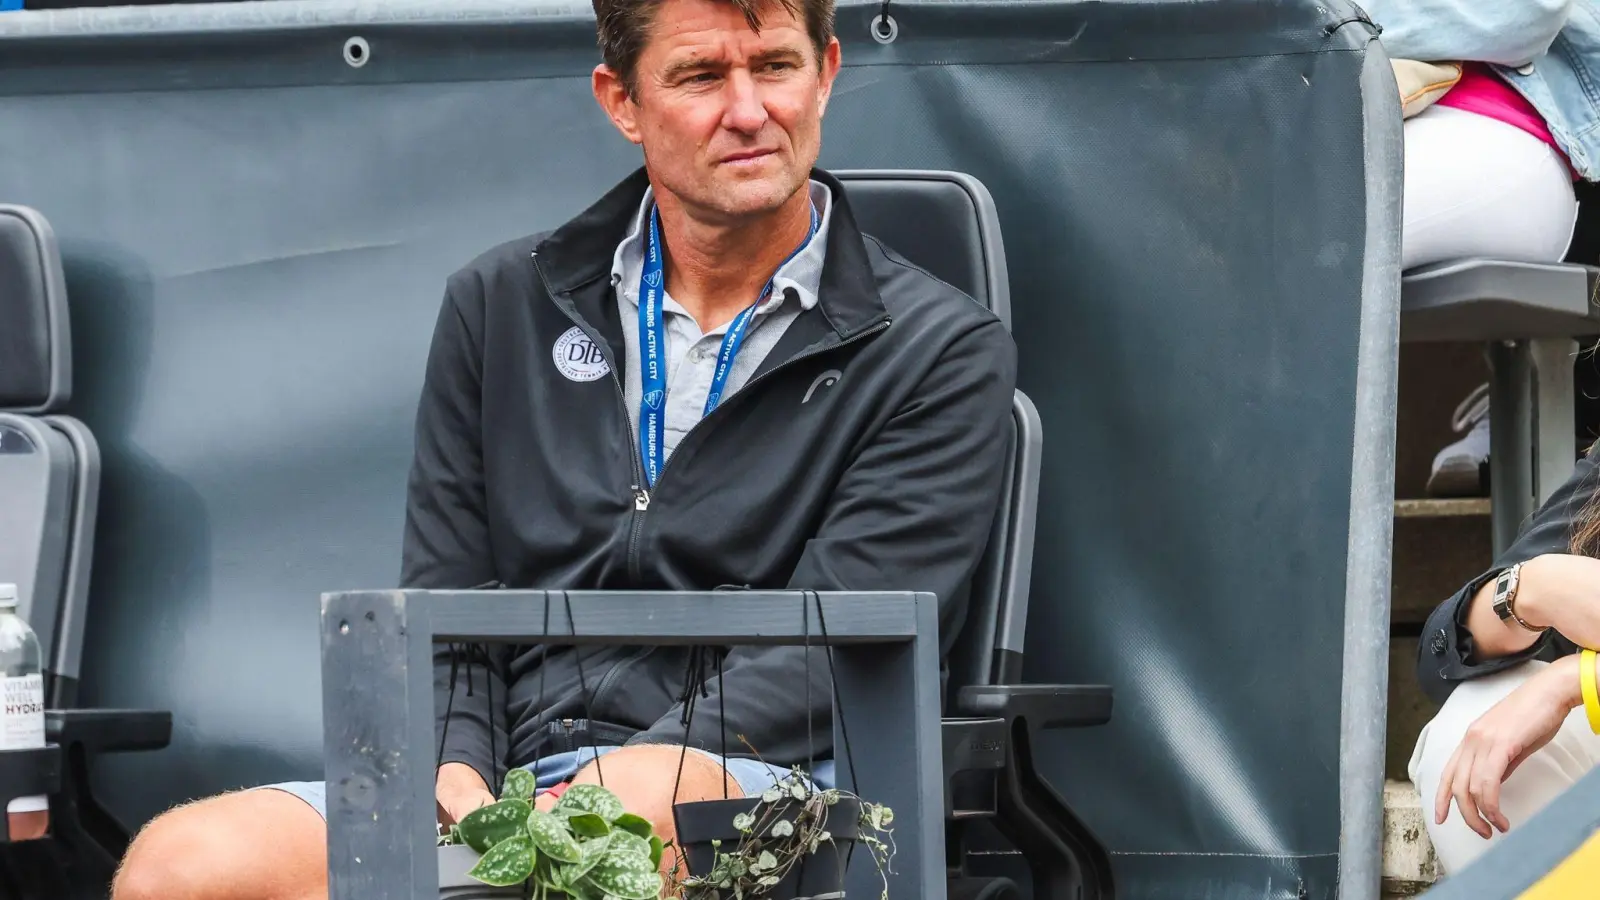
[1462,552,1600,657]
[1363,0,1575,67]
[1417,445,1596,705]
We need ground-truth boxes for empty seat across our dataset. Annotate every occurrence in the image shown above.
[0,203,167,896]
[0,204,100,706]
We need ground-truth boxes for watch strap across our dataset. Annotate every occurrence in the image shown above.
[1492,563,1542,633]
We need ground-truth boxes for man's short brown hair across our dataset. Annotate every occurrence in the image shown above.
[594,0,836,97]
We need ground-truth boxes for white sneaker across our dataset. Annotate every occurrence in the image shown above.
[1427,383,1490,497]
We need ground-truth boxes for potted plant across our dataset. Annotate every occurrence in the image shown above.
[669,767,895,900]
[438,768,664,900]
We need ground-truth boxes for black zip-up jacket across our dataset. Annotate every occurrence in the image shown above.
[407,168,1017,788]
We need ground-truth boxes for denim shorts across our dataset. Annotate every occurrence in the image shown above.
[266,746,837,819]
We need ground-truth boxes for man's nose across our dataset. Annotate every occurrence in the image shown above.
[721,70,769,135]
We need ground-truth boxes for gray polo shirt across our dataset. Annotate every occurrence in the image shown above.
[610,180,832,464]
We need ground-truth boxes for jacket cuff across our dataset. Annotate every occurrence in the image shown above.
[1417,566,1552,704]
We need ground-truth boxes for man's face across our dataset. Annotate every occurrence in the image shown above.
[594,0,841,224]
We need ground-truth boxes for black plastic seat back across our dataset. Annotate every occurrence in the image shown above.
[836,170,1012,329]
[835,171,1033,697]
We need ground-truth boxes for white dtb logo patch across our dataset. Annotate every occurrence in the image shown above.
[552,326,611,382]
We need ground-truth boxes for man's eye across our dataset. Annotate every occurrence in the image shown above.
[762,61,795,72]
[686,72,719,84]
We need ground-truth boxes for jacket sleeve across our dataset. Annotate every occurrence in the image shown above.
[1362,0,1574,67]
[1416,444,1593,705]
[400,278,509,790]
[629,319,1019,765]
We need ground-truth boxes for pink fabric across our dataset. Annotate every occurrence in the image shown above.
[1437,63,1563,154]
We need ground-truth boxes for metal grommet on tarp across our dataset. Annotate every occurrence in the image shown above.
[872,0,898,44]
[343,36,370,68]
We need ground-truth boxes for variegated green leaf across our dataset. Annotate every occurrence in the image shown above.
[612,812,653,839]
[500,768,537,802]
[466,834,536,887]
[553,783,626,822]
[567,811,612,838]
[585,856,664,900]
[760,786,782,804]
[562,874,603,900]
[769,819,794,838]
[605,828,651,861]
[526,809,583,863]
[457,799,533,854]
[565,832,613,882]
[533,857,563,892]
[733,811,756,832]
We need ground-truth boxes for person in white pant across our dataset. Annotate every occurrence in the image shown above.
[1362,0,1594,497]
[1411,443,1600,874]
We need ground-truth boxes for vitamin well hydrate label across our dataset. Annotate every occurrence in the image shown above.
[0,673,45,750]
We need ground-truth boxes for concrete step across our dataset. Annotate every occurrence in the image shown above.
[1391,499,1490,629]
[1382,779,1442,897]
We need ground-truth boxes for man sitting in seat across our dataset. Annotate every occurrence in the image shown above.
[110,0,1015,896]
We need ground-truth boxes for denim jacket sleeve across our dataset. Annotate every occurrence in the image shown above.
[1363,0,1575,66]
[1415,445,1592,705]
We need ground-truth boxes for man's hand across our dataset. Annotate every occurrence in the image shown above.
[436,762,496,826]
[1435,655,1582,838]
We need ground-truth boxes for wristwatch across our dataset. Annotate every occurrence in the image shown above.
[1492,562,1544,633]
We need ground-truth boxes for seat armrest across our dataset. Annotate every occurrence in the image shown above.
[46,709,172,754]
[955,685,1113,729]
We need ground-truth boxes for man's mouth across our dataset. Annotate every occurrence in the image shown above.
[719,149,776,164]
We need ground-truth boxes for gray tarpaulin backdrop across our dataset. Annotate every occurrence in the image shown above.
[0,1,1400,897]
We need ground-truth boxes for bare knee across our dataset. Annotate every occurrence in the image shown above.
[114,789,327,900]
[574,745,740,804]
[566,745,739,876]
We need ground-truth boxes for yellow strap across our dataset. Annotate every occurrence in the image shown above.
[1582,649,1600,735]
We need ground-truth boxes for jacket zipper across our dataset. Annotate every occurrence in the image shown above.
[532,250,892,585]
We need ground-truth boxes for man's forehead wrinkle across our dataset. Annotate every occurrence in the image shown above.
[658,31,806,70]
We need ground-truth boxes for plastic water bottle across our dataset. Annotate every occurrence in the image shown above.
[0,583,47,819]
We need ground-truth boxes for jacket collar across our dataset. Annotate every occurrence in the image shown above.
[536,166,889,340]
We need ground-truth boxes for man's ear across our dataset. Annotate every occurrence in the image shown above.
[593,64,644,145]
[816,38,842,117]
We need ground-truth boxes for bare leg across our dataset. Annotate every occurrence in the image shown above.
[112,788,328,900]
[6,809,48,841]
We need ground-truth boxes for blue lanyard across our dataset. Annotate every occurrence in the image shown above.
[637,201,819,488]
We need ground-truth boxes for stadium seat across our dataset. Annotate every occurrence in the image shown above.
[0,203,171,898]
[1399,201,1600,553]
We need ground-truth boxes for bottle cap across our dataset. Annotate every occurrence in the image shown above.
[0,584,15,610]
